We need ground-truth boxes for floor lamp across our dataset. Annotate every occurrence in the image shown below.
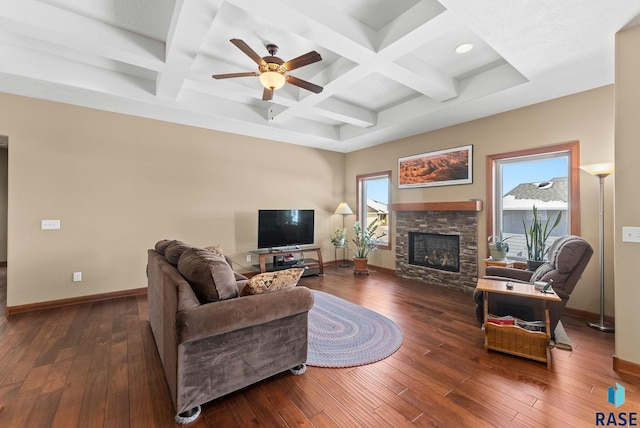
[334,202,353,267]
[580,162,614,332]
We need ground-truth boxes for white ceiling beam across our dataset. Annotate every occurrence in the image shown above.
[0,0,164,71]
[186,77,374,128]
[0,45,156,100]
[389,56,459,101]
[339,63,528,143]
[315,98,376,128]
[178,89,340,142]
[376,0,447,54]
[225,0,377,60]
[156,0,223,99]
[267,62,374,124]
[376,9,460,101]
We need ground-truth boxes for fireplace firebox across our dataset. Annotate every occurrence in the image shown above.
[408,232,460,273]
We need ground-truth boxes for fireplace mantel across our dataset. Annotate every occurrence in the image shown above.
[390,200,483,212]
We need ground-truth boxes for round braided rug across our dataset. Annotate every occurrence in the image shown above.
[307,290,403,368]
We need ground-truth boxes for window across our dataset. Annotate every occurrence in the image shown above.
[487,142,580,260]
[356,171,391,249]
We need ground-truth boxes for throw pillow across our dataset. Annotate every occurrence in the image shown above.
[241,268,305,296]
[154,239,174,256]
[165,241,195,266]
[204,245,224,258]
[177,248,238,303]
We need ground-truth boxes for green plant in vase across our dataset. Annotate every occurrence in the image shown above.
[330,227,347,247]
[487,232,512,261]
[522,205,562,270]
[349,219,385,275]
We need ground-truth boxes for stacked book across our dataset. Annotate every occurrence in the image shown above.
[487,314,545,332]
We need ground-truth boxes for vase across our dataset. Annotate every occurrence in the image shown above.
[353,257,369,275]
[488,242,507,261]
[526,260,545,271]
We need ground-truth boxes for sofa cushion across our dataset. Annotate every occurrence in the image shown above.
[178,248,238,303]
[154,239,174,256]
[241,268,305,296]
[165,241,196,266]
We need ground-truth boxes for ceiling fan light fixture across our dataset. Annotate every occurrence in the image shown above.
[259,71,286,90]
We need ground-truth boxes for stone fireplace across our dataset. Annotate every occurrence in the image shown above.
[392,201,481,292]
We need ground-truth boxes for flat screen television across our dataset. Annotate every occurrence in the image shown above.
[258,209,315,249]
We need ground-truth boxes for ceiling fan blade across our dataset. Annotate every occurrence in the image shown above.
[212,72,259,79]
[230,39,266,66]
[286,75,323,94]
[262,87,274,101]
[283,51,322,71]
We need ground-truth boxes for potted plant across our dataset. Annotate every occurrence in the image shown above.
[349,219,386,275]
[487,232,511,261]
[330,227,346,247]
[522,205,562,270]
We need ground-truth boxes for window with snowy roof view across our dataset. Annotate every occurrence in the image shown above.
[487,142,580,261]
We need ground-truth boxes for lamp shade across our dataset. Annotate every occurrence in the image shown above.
[580,162,614,178]
[334,202,353,215]
[259,71,286,90]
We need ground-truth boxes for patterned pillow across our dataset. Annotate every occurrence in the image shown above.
[241,268,305,296]
[204,245,224,258]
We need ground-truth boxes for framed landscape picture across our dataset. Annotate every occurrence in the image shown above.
[398,145,472,188]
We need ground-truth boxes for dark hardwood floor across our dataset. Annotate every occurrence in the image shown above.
[0,265,637,427]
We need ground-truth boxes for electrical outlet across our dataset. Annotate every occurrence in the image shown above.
[246,254,252,263]
[73,272,82,282]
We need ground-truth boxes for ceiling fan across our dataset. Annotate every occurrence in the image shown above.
[212,39,323,101]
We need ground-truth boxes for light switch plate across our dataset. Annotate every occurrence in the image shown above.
[622,226,640,243]
[41,219,61,230]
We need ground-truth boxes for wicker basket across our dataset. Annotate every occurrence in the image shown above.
[485,323,548,361]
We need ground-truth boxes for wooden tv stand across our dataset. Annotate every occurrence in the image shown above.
[250,247,324,276]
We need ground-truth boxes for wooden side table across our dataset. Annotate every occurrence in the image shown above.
[483,258,515,275]
[483,257,514,268]
[476,278,561,367]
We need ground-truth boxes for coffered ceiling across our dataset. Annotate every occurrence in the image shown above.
[1,1,639,152]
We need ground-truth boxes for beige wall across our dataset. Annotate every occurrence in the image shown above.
[614,24,640,365]
[346,86,615,316]
[0,83,623,334]
[0,93,345,307]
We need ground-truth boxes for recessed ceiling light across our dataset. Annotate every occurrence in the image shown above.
[455,43,474,54]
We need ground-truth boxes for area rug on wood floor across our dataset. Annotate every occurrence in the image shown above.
[307,290,403,368]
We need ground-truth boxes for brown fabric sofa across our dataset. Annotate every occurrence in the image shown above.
[473,235,593,335]
[147,240,314,423]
